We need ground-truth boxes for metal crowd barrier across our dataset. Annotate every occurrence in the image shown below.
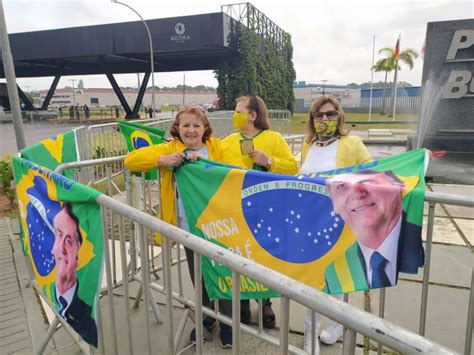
[70,110,291,192]
[51,158,473,354]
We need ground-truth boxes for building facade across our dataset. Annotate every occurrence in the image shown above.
[37,88,217,108]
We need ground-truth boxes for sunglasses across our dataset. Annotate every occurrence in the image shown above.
[315,110,338,120]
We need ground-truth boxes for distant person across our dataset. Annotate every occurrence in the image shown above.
[74,104,80,120]
[148,106,153,118]
[115,106,120,118]
[58,107,63,118]
[69,106,74,121]
[52,203,98,347]
[144,106,148,118]
[325,170,424,290]
[83,104,90,120]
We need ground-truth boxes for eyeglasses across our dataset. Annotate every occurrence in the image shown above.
[315,110,338,120]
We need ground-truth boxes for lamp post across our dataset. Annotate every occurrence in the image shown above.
[111,0,155,118]
[321,79,328,96]
[69,79,77,105]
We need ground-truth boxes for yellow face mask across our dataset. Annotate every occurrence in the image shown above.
[314,120,338,138]
[232,112,249,130]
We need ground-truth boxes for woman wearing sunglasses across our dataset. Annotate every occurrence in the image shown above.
[300,96,372,353]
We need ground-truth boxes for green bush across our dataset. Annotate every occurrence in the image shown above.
[0,156,16,206]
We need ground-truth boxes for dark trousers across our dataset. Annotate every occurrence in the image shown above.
[184,247,232,321]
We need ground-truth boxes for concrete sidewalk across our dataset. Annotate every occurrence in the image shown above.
[0,181,472,354]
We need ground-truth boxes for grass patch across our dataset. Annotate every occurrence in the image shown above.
[291,113,418,135]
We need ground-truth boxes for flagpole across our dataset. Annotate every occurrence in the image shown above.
[368,35,375,122]
[391,34,401,121]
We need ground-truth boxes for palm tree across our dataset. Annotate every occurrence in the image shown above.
[375,47,419,116]
[372,57,395,115]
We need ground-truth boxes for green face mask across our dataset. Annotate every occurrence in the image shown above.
[232,112,249,130]
[314,120,338,138]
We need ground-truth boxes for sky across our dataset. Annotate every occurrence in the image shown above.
[2,0,473,91]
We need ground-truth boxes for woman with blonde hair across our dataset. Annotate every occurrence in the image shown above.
[300,96,372,353]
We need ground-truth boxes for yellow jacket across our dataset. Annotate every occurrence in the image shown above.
[301,135,372,168]
[124,137,242,226]
[223,130,299,175]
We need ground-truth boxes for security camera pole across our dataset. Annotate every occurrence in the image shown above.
[0,0,26,150]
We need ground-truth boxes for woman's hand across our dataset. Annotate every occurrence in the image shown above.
[249,150,270,168]
[158,152,185,167]
[187,152,203,161]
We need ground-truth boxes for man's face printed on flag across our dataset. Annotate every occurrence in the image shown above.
[327,172,404,235]
[53,208,80,294]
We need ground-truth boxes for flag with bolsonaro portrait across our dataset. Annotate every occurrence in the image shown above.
[13,157,103,347]
[175,149,428,300]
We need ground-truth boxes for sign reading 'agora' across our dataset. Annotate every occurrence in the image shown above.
[419,19,474,152]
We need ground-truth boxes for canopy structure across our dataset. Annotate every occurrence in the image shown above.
[0,12,237,117]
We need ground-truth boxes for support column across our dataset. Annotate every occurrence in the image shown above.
[41,73,61,110]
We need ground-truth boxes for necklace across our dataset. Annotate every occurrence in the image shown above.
[315,136,338,147]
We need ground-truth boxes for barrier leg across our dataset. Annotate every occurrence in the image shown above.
[138,224,152,355]
[377,288,386,355]
[232,272,241,355]
[342,328,357,355]
[174,308,191,352]
[419,202,435,335]
[36,317,60,355]
[279,296,290,355]
[194,252,203,355]
[162,236,175,354]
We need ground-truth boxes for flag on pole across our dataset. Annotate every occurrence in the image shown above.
[394,37,400,61]
[20,130,78,179]
[118,120,166,180]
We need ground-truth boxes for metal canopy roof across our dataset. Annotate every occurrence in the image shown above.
[1,12,236,78]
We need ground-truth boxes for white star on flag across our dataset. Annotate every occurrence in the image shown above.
[247,201,252,206]
[294,227,299,233]
[275,237,280,243]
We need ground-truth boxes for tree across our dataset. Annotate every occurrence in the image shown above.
[374,46,418,115]
[372,56,395,115]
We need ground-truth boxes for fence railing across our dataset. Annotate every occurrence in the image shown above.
[51,157,474,354]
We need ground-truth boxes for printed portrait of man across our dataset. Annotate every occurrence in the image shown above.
[53,203,98,347]
[324,170,424,293]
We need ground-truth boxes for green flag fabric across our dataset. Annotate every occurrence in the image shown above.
[118,120,166,180]
[175,149,427,300]
[13,157,103,347]
[20,130,78,178]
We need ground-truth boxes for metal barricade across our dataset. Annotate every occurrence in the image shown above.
[51,158,472,354]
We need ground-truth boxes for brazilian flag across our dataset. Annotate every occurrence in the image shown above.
[20,130,77,178]
[13,157,103,347]
[175,149,427,299]
[118,120,166,180]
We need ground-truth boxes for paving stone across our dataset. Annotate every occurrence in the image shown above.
[0,322,26,338]
[422,216,466,246]
[453,218,473,246]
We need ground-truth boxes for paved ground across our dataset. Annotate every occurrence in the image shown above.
[1,125,473,354]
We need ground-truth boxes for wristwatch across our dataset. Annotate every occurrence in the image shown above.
[266,157,273,170]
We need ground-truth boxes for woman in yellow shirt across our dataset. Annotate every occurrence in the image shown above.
[124,105,241,348]
[300,96,372,354]
[223,95,298,329]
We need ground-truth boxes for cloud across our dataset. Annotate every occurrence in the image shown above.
[4,0,472,89]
